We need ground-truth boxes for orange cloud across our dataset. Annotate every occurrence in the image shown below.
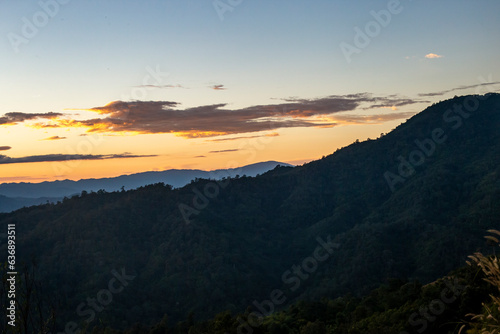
[329,112,416,125]
[42,135,67,140]
[206,132,279,142]
[425,53,443,59]
[13,94,423,138]
[0,112,62,126]
[209,149,239,153]
[0,153,157,165]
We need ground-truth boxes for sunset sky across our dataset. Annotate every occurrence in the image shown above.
[1,0,500,183]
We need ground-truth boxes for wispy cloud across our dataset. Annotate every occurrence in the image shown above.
[360,97,426,110]
[42,135,66,141]
[0,112,62,126]
[0,176,49,182]
[425,53,444,59]
[206,132,279,142]
[209,149,239,153]
[418,81,500,97]
[0,146,11,151]
[330,112,417,124]
[136,84,184,89]
[210,84,226,90]
[0,153,157,165]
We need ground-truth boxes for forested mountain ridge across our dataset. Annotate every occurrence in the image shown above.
[0,161,291,212]
[1,93,499,330]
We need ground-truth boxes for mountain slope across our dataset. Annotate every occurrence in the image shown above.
[1,93,499,330]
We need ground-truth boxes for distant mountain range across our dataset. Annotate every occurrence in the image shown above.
[0,161,292,212]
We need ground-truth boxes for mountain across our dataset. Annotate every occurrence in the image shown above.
[1,94,499,331]
[0,195,60,213]
[0,161,292,212]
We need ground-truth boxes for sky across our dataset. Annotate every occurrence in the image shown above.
[1,0,499,183]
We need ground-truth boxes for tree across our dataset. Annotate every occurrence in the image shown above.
[1,261,57,334]
[461,230,500,334]
[300,320,326,334]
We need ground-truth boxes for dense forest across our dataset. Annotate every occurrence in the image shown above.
[1,93,499,332]
[69,256,500,334]
[3,238,500,333]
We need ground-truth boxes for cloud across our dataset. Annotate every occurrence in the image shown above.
[0,112,62,126]
[425,53,444,59]
[42,136,66,140]
[330,112,417,124]
[0,153,157,165]
[361,97,426,110]
[206,132,279,142]
[0,146,11,151]
[25,93,423,138]
[0,176,48,182]
[209,149,239,153]
[418,81,500,97]
[136,84,184,89]
[194,155,206,158]
[210,84,226,90]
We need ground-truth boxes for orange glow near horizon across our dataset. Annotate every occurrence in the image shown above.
[0,118,406,183]
[174,131,232,138]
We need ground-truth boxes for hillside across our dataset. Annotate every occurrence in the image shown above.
[87,263,497,333]
[0,93,499,331]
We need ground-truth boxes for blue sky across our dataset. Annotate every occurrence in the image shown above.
[0,0,499,182]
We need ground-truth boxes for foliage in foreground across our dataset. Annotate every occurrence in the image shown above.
[461,230,500,334]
